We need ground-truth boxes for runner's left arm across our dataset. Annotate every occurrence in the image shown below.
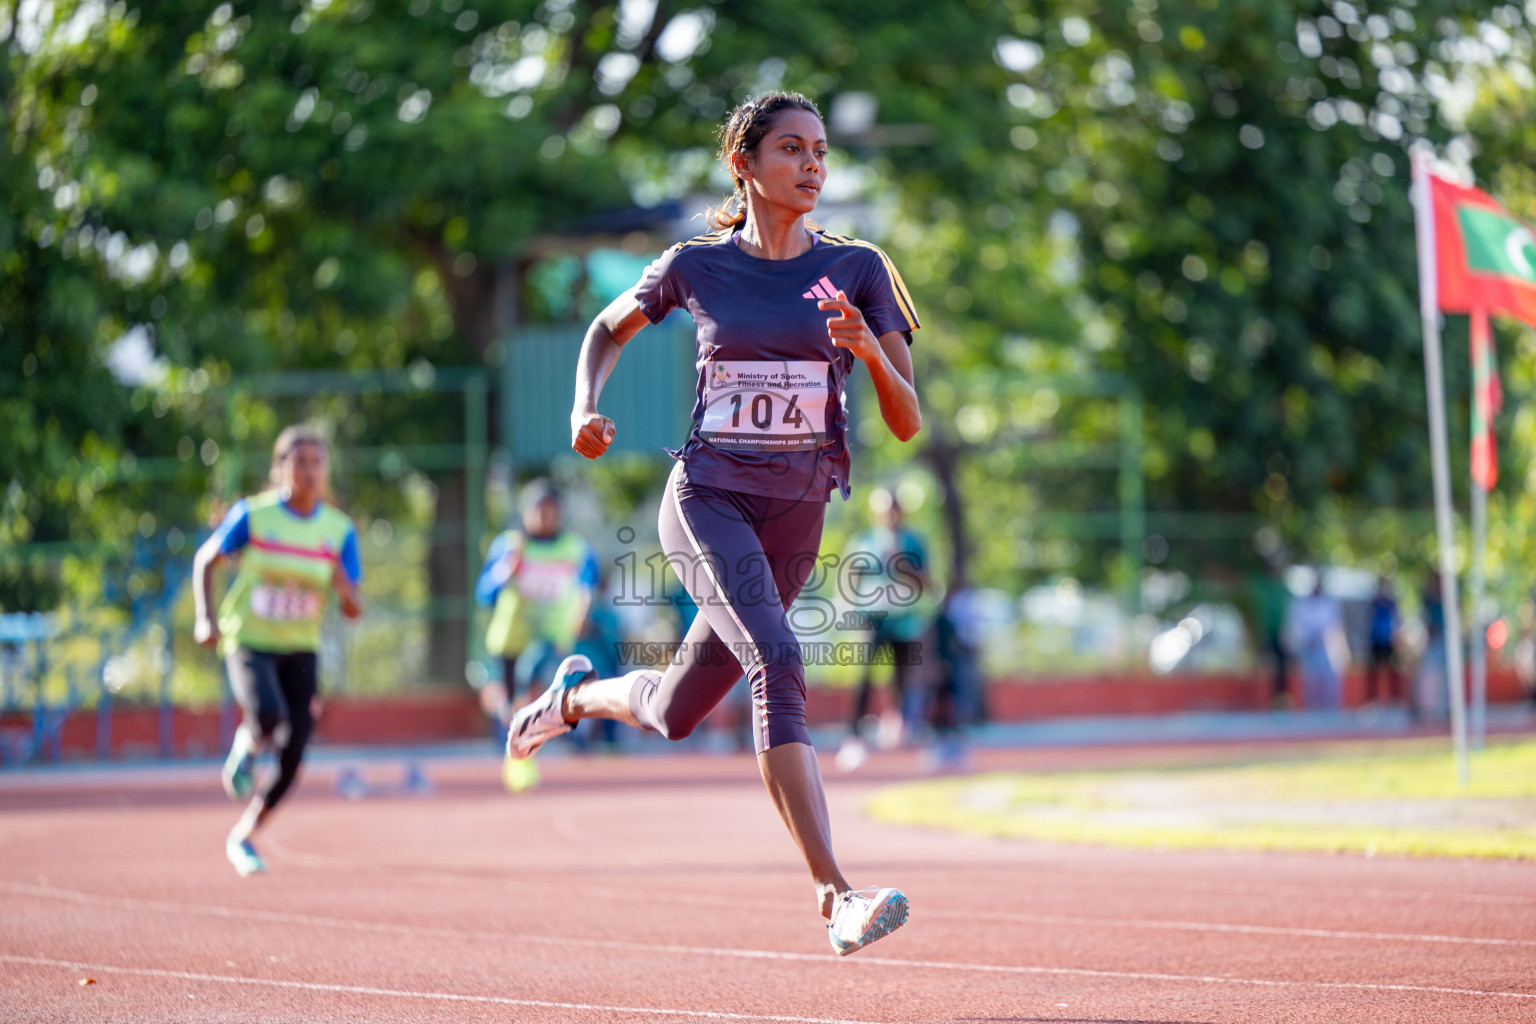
[819,291,922,441]
[192,500,251,647]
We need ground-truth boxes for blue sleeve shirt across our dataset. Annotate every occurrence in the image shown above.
[338,528,362,584]
[210,497,361,583]
[475,532,517,607]
[474,532,600,606]
[578,543,600,591]
[898,529,928,572]
[211,499,251,555]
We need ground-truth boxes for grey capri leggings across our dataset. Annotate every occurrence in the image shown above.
[628,463,826,753]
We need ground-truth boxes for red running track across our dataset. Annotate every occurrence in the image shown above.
[1,744,1534,1023]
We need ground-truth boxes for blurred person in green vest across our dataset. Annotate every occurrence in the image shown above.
[835,487,931,771]
[474,480,599,725]
[193,425,363,877]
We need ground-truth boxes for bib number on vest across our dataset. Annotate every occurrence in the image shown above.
[515,561,578,603]
[251,583,323,622]
[699,360,830,451]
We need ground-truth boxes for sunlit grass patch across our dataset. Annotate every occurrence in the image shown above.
[868,739,1536,860]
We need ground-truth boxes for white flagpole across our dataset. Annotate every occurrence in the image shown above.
[1411,147,1470,785]
[1470,473,1487,749]
[1469,308,1493,751]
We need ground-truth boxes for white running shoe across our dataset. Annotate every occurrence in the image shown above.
[221,725,255,801]
[225,834,266,877]
[505,655,595,760]
[826,886,909,956]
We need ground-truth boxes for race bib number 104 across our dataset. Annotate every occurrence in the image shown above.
[699,360,830,451]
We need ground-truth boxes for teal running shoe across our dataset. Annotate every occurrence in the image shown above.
[221,726,255,802]
[225,834,266,877]
[505,655,595,760]
[827,886,908,956]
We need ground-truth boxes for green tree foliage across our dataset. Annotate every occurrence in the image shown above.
[873,0,1524,591]
[5,0,1531,625]
[1,6,211,611]
[1458,12,1536,615]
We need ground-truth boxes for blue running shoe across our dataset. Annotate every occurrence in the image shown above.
[505,655,595,760]
[221,726,255,802]
[225,834,266,877]
[827,886,908,956]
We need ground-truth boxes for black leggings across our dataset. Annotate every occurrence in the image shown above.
[226,648,317,812]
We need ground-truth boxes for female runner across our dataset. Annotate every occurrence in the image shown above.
[507,92,922,955]
[193,425,363,876]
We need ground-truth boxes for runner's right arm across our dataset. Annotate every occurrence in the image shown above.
[571,292,652,459]
[474,532,524,606]
[193,499,251,647]
[192,538,224,647]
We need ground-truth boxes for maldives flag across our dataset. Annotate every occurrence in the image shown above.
[1428,174,1532,492]
[1431,175,1536,326]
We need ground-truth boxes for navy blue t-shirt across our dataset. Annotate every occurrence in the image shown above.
[634,228,920,501]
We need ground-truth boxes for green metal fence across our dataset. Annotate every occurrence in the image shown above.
[502,317,697,466]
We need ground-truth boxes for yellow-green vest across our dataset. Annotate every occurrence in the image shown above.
[218,493,355,656]
[485,531,593,657]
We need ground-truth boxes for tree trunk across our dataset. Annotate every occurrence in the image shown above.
[921,428,971,592]
[426,468,470,685]
[417,246,521,685]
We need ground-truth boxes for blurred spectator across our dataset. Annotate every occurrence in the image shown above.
[1413,574,1450,722]
[926,584,984,769]
[474,480,598,724]
[1247,561,1292,709]
[836,488,931,771]
[1514,593,1536,707]
[1364,575,1400,705]
[1283,574,1348,710]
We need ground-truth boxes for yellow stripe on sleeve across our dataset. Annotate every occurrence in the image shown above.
[818,234,920,330]
[678,229,731,249]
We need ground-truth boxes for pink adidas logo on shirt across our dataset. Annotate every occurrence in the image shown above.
[802,276,841,301]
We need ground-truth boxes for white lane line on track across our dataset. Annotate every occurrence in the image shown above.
[980,868,1536,908]
[21,878,1536,957]
[0,954,887,1024]
[939,908,1536,948]
[4,881,1534,1001]
[265,812,1536,910]
[576,887,1536,949]
[256,838,1536,949]
[844,953,1536,1001]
